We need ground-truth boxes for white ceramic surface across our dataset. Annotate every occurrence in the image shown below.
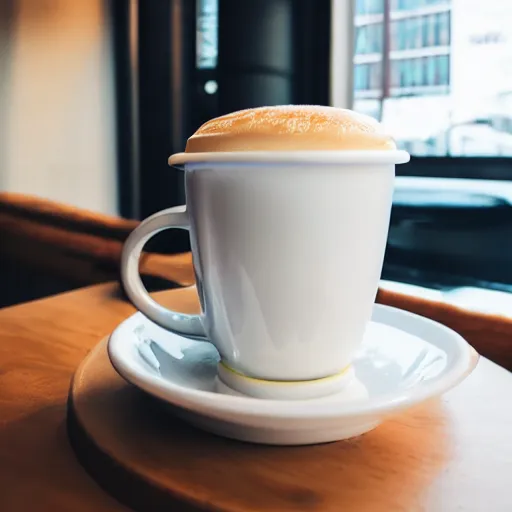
[108,303,478,446]
[121,150,410,383]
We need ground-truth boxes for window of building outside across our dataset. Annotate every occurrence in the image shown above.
[356,0,385,15]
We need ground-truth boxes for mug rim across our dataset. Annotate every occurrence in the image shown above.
[169,150,410,168]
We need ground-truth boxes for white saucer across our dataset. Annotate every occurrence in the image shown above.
[108,304,478,445]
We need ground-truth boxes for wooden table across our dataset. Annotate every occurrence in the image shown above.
[1,283,512,511]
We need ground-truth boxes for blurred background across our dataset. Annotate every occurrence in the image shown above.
[1,0,512,312]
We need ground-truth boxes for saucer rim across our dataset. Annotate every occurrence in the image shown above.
[108,304,479,421]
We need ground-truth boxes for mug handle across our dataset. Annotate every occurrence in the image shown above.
[121,205,207,339]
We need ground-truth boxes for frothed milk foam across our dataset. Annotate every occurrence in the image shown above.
[185,105,396,153]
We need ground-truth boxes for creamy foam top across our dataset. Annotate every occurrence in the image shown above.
[185,105,396,153]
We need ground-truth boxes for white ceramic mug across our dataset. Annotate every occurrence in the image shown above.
[121,150,410,383]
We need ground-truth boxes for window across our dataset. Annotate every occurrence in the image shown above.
[356,0,384,16]
[389,56,448,90]
[413,57,423,86]
[391,12,450,51]
[437,54,449,85]
[421,16,430,47]
[353,0,512,159]
[438,12,450,45]
[354,64,367,91]
[354,62,382,91]
[355,23,383,54]
[392,0,449,11]
[370,62,382,89]
[425,55,436,85]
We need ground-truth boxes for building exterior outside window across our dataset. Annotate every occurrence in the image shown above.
[353,0,512,156]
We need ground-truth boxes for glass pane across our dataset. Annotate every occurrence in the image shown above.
[390,21,398,50]
[397,20,405,50]
[413,16,421,48]
[370,62,382,89]
[375,23,383,52]
[421,16,429,47]
[355,27,367,54]
[440,12,450,45]
[439,55,450,85]
[400,60,407,87]
[426,56,436,85]
[434,13,441,45]
[391,60,400,87]
[355,23,384,54]
[356,0,384,15]
[413,58,423,86]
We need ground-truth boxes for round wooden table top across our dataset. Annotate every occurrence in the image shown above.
[68,336,512,512]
